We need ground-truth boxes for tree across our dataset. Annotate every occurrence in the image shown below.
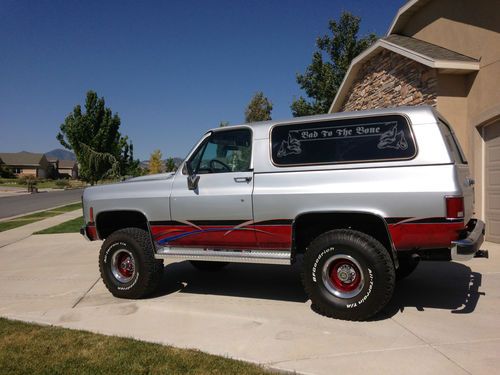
[291,12,377,117]
[149,150,163,174]
[219,121,230,127]
[57,90,139,184]
[165,157,177,172]
[117,135,141,176]
[0,164,14,178]
[245,91,273,123]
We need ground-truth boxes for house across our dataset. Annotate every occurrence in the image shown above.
[47,157,59,171]
[329,0,500,243]
[57,160,78,179]
[0,152,50,178]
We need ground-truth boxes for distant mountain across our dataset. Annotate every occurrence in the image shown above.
[45,148,76,161]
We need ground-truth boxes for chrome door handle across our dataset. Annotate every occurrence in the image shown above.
[234,177,252,183]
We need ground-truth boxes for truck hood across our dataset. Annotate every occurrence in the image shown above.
[83,172,175,198]
[124,172,175,183]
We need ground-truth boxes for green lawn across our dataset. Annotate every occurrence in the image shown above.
[0,318,272,375]
[0,202,82,232]
[35,216,83,234]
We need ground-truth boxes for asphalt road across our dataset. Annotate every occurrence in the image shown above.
[0,189,83,218]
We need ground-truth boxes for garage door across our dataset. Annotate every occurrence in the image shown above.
[485,120,500,243]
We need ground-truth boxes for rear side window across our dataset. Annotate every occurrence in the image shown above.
[437,119,467,164]
[271,115,416,166]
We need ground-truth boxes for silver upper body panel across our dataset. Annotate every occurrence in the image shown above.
[82,106,472,227]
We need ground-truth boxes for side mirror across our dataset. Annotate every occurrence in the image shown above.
[187,174,200,190]
[185,162,199,190]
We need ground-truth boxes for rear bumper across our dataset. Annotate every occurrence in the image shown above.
[451,219,485,261]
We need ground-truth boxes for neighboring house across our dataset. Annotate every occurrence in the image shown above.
[58,160,78,179]
[329,0,500,243]
[47,157,59,171]
[46,158,59,179]
[0,152,50,178]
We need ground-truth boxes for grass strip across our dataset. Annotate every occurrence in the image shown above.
[34,216,84,234]
[0,318,272,375]
[0,202,82,232]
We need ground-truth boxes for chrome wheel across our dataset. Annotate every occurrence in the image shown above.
[111,249,135,283]
[322,254,364,299]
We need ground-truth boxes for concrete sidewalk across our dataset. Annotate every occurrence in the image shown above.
[0,186,28,197]
[0,210,82,248]
[0,233,499,374]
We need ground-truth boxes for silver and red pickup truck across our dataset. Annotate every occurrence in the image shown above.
[81,105,485,320]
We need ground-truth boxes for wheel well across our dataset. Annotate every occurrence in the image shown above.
[96,210,149,239]
[293,212,395,259]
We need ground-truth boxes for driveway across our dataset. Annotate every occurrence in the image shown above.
[0,189,83,218]
[0,233,499,374]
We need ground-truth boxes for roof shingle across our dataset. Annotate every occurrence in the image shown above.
[0,152,45,166]
[383,35,478,63]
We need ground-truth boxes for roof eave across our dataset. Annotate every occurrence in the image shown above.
[328,41,479,113]
[387,0,432,36]
[328,42,380,113]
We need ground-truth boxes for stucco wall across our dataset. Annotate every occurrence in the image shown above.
[340,50,437,112]
[436,73,470,156]
[401,0,500,123]
[400,0,500,221]
[18,168,37,177]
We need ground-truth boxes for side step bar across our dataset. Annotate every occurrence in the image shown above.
[155,247,291,265]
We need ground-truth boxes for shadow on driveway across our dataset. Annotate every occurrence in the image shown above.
[153,260,307,303]
[151,260,484,319]
[375,261,484,320]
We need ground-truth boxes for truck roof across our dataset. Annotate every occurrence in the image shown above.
[208,105,439,135]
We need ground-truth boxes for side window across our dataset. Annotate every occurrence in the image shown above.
[437,119,467,164]
[189,129,252,174]
[271,115,416,166]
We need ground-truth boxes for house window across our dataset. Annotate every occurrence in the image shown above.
[13,167,22,174]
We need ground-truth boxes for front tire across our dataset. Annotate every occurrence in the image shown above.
[302,229,395,321]
[99,228,163,299]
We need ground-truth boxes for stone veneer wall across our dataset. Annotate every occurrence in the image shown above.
[340,49,437,112]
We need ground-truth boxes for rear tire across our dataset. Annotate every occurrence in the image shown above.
[190,260,229,272]
[99,228,163,299]
[302,229,395,321]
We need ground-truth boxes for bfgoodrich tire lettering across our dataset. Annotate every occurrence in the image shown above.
[99,228,163,299]
[302,229,395,321]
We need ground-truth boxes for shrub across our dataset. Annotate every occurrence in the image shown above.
[55,179,70,188]
[0,165,15,178]
[17,176,38,186]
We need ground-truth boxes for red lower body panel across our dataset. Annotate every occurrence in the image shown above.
[149,217,463,252]
[151,220,292,250]
[388,220,464,250]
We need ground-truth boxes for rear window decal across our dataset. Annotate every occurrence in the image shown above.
[271,115,416,166]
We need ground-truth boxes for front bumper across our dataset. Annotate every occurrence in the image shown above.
[451,219,485,261]
[80,224,98,241]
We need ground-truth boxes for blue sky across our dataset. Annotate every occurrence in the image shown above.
[0,0,403,160]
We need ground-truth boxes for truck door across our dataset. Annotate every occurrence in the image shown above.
[162,128,257,249]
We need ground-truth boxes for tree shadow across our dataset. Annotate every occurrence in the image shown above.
[150,260,484,319]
